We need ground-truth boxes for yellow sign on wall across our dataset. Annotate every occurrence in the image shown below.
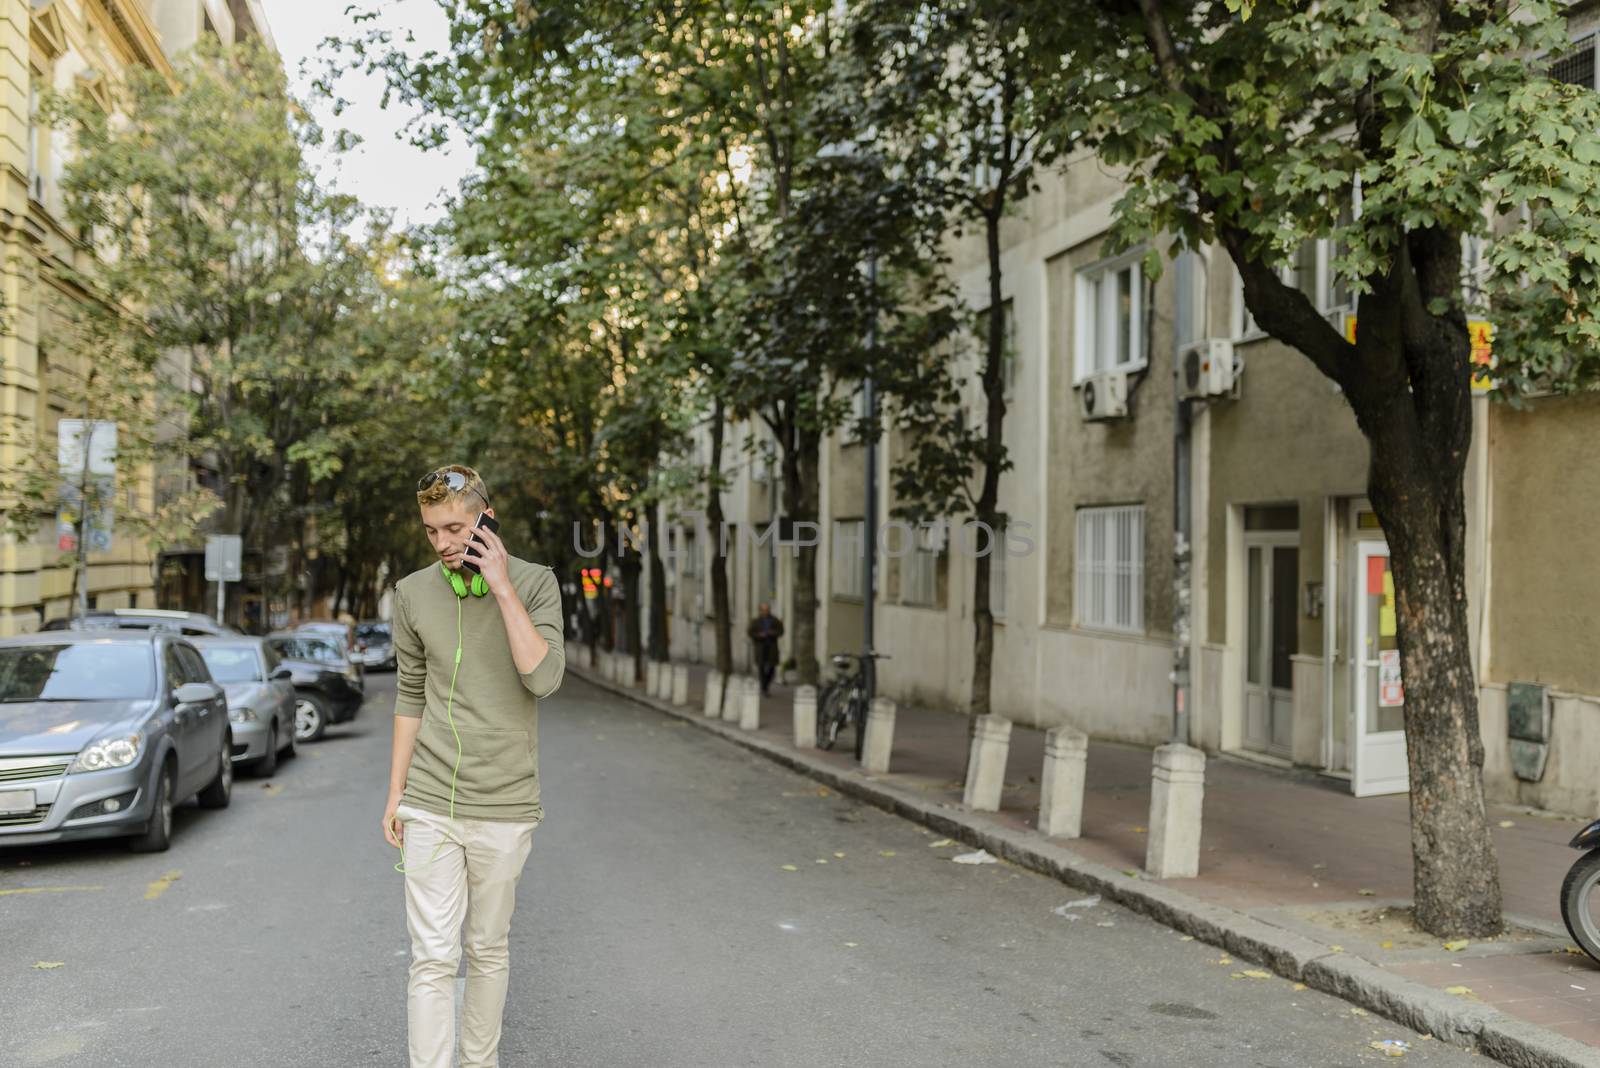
[1343,315,1494,392]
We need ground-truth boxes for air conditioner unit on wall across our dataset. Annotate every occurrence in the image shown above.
[1079,369,1130,421]
[1179,339,1237,400]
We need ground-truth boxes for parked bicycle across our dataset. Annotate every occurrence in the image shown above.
[816,652,890,760]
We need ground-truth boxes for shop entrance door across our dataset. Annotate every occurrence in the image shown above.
[1352,542,1410,796]
[1243,538,1297,759]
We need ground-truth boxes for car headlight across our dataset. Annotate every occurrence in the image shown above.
[229,707,259,724]
[71,733,143,773]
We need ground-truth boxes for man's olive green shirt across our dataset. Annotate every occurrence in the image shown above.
[392,556,565,824]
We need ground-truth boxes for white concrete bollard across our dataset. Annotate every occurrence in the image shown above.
[723,675,747,723]
[597,649,610,680]
[862,696,896,774]
[703,670,723,718]
[671,663,689,706]
[792,686,818,749]
[619,654,636,687]
[739,676,762,731]
[1146,743,1206,879]
[1038,725,1089,838]
[656,662,672,699]
[646,661,660,697]
[963,715,1013,812]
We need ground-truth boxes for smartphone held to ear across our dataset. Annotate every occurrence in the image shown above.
[460,512,501,575]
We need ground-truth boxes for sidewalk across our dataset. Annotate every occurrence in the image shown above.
[584,654,1600,1067]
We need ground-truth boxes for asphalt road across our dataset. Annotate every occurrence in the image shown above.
[0,671,1481,1067]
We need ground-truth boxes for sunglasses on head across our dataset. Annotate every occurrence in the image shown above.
[417,469,490,509]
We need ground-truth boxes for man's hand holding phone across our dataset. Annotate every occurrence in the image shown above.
[461,513,513,597]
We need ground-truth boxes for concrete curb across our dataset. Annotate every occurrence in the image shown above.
[573,665,1598,1068]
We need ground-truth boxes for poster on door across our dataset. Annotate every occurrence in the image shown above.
[1378,649,1404,707]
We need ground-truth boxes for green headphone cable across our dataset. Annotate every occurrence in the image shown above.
[394,587,465,874]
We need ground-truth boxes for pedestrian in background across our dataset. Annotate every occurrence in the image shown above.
[747,602,784,697]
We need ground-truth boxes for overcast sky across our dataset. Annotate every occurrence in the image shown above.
[267,0,473,228]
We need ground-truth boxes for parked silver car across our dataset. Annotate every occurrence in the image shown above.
[0,632,233,852]
[193,637,297,776]
[355,620,395,671]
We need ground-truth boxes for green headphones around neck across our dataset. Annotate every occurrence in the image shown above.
[440,561,489,598]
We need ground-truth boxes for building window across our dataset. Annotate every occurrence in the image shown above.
[901,533,938,607]
[1075,505,1144,633]
[832,519,865,600]
[1551,33,1598,90]
[1235,204,1358,338]
[1075,253,1145,381]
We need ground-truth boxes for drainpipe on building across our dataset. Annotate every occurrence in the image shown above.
[1171,251,1194,746]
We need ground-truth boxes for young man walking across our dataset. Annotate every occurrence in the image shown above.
[382,464,565,1068]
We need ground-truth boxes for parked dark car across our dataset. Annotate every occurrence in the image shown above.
[290,621,366,692]
[0,632,233,852]
[355,620,395,671]
[41,609,238,637]
[265,634,365,743]
[193,637,298,776]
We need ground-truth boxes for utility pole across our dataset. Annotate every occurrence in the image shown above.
[1171,250,1195,745]
[863,255,879,707]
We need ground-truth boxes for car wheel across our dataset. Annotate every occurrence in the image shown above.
[129,765,174,853]
[198,736,233,809]
[255,723,279,777]
[294,694,329,742]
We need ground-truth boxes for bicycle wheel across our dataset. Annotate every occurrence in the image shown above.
[815,684,835,747]
[818,685,850,750]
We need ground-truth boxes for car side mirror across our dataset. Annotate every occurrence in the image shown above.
[270,667,293,681]
[173,682,217,704]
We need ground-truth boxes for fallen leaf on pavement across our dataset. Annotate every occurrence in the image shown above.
[1329,945,1343,953]
[928,839,956,848]
[878,850,896,858]
[1122,869,1141,878]
[832,852,846,859]
[1055,895,1101,912]
[952,850,998,865]
[1358,889,1375,896]
[1216,957,1233,966]
[1239,970,1271,979]
[1443,940,1470,952]
[1293,983,1306,991]
[1497,820,1514,828]
[1350,1007,1368,1016]
[843,942,858,948]
[1133,826,1147,834]
[814,859,828,864]
[780,865,798,872]
[1444,985,1473,996]
[33,962,63,970]
[1096,921,1115,928]
[1380,941,1394,949]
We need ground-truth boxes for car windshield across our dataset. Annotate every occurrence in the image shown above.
[198,646,262,683]
[356,623,389,641]
[269,637,342,664]
[0,644,155,702]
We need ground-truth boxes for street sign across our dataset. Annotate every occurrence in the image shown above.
[205,535,243,582]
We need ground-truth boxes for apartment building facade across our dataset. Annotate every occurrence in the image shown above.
[0,0,272,636]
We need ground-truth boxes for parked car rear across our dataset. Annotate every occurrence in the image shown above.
[355,620,395,671]
[193,637,298,776]
[265,634,365,743]
[0,632,234,852]
[41,609,238,636]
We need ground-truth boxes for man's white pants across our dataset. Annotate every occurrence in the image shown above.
[396,802,538,1068]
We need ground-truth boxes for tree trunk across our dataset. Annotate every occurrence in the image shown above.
[647,499,670,662]
[1367,416,1502,937]
[968,209,1009,721]
[707,398,733,683]
[620,509,644,684]
[787,423,822,687]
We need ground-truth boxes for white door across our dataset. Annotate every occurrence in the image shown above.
[1352,542,1409,796]
[1243,540,1297,759]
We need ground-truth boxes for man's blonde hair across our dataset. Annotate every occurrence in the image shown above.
[417,464,489,509]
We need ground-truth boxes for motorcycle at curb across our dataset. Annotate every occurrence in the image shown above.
[1559,817,1600,964]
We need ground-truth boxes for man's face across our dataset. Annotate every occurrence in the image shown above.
[421,499,492,571]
